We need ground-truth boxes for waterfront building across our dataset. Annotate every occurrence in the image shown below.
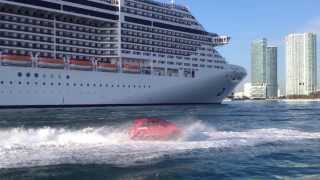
[266,46,278,98]
[251,38,278,99]
[285,33,317,96]
[243,82,252,98]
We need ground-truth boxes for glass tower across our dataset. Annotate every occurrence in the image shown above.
[266,47,278,98]
[285,33,317,96]
[251,38,278,98]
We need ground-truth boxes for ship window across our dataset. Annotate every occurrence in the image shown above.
[73,83,77,87]
[26,73,31,77]
[18,72,22,77]
[66,83,70,86]
[87,83,90,87]
[9,81,13,85]
[58,82,62,86]
[0,81,3,84]
[34,73,39,78]
[66,75,70,79]
[18,81,22,85]
[43,82,46,86]
[50,82,54,86]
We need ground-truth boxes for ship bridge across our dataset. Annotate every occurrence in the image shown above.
[212,35,231,46]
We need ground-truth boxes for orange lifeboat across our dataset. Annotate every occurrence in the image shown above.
[38,57,65,69]
[123,64,141,73]
[97,62,118,72]
[69,59,93,70]
[1,54,32,66]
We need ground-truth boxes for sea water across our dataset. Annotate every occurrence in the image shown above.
[0,101,320,180]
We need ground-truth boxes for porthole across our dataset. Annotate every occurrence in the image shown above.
[9,81,13,85]
[17,72,22,77]
[0,81,3,84]
[35,82,38,85]
[66,83,70,86]
[50,82,54,86]
[80,83,83,87]
[105,84,108,87]
[50,74,54,79]
[93,84,96,87]
[87,83,90,87]
[73,83,77,87]
[34,73,39,78]
[58,82,61,86]
[66,75,70,79]
[26,73,30,77]
[99,84,102,87]
[18,81,22,85]
[42,82,46,86]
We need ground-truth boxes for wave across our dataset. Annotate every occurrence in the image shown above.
[1,122,320,169]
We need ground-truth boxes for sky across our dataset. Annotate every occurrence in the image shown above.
[162,0,320,91]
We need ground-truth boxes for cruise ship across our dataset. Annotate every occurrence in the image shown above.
[0,0,246,107]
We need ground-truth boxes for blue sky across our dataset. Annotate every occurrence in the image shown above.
[164,0,320,90]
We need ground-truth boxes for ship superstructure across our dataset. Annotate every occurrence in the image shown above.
[0,0,246,107]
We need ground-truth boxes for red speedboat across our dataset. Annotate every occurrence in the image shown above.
[129,118,182,141]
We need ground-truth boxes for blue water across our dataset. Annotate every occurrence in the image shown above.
[1,101,320,180]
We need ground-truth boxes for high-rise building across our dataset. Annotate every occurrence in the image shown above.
[266,47,278,98]
[285,33,317,96]
[251,39,267,86]
[251,38,278,99]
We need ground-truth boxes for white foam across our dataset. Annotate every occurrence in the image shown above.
[0,122,320,169]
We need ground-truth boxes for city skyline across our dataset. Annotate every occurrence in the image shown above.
[172,0,320,90]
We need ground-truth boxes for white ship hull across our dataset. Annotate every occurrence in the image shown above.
[0,65,245,107]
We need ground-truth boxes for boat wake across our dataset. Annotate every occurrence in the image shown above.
[1,122,320,169]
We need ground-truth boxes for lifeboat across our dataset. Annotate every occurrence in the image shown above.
[123,64,141,73]
[129,118,182,141]
[38,57,65,69]
[69,59,93,70]
[97,62,118,72]
[1,54,32,66]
